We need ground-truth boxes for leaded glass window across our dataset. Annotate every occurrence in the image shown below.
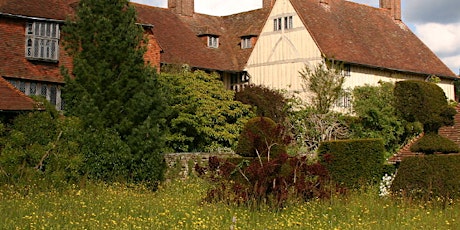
[25,21,59,61]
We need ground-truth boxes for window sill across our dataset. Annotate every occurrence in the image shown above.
[26,57,59,63]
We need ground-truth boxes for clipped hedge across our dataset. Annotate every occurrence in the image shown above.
[410,133,459,154]
[318,138,385,188]
[391,154,460,200]
[394,80,455,132]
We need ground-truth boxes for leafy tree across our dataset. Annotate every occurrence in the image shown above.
[61,0,167,184]
[292,60,348,153]
[299,60,345,114]
[158,70,253,152]
[0,99,83,187]
[289,108,349,154]
[350,81,421,157]
[235,84,289,124]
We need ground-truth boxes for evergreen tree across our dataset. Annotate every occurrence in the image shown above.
[61,0,167,185]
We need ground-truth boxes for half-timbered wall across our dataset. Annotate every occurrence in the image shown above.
[246,0,322,95]
[246,0,455,104]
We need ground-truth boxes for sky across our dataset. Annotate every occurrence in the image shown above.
[131,0,460,75]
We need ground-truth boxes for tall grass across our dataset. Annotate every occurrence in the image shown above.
[1,178,459,229]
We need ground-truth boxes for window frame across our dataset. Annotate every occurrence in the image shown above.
[284,16,293,30]
[207,35,219,48]
[274,17,282,31]
[25,21,60,62]
[241,37,252,49]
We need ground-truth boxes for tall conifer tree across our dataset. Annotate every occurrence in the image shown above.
[61,0,167,185]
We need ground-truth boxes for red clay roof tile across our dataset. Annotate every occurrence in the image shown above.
[291,0,455,78]
[0,0,75,20]
[0,76,37,111]
[1,0,456,78]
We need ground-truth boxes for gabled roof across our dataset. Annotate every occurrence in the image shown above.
[134,3,270,71]
[0,0,75,21]
[291,0,456,78]
[0,77,38,111]
[0,0,455,78]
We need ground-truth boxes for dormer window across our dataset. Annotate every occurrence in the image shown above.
[241,36,253,49]
[207,35,219,48]
[25,21,60,62]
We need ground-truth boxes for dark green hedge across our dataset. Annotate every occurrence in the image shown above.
[410,133,459,154]
[318,138,385,188]
[394,80,455,133]
[391,155,460,200]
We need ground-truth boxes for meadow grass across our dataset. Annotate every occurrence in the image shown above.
[1,177,459,229]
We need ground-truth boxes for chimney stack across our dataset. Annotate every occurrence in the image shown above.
[380,0,401,21]
[263,0,275,8]
[168,0,194,16]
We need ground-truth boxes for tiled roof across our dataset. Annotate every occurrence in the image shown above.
[0,16,72,83]
[291,0,455,78]
[0,0,456,77]
[134,3,270,71]
[0,76,37,111]
[0,0,75,20]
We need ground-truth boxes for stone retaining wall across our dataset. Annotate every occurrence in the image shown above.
[164,152,240,179]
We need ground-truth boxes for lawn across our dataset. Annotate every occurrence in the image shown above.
[1,178,458,229]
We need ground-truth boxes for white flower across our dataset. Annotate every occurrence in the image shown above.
[379,172,396,197]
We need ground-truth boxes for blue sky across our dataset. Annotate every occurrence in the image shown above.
[131,0,460,75]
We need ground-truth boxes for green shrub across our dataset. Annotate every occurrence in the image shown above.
[318,139,385,188]
[410,133,459,154]
[350,82,419,158]
[159,71,253,152]
[235,117,289,158]
[391,155,460,201]
[0,108,83,188]
[235,84,289,124]
[394,80,455,133]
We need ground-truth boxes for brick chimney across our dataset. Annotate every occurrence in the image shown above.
[263,0,275,8]
[168,0,194,16]
[380,0,401,21]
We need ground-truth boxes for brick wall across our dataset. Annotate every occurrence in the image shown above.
[144,31,162,72]
[0,17,73,81]
[168,0,194,16]
[263,0,275,8]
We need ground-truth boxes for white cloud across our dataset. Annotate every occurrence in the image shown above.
[443,55,460,75]
[414,23,460,56]
[131,0,167,7]
[195,0,261,16]
[347,0,378,7]
[130,0,261,15]
[414,22,460,73]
